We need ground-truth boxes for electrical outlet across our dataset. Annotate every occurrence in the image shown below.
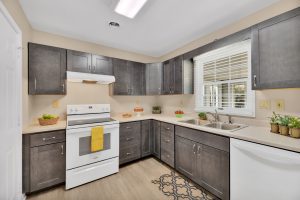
[259,100,270,110]
[275,99,285,111]
[52,100,60,108]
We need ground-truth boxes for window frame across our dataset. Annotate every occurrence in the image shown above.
[193,40,255,117]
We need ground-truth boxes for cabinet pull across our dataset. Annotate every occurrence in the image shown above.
[126,152,131,156]
[42,136,56,141]
[34,78,37,92]
[88,65,91,71]
[93,66,96,73]
[253,75,257,87]
[62,83,65,92]
[167,154,170,158]
[192,144,196,154]
[197,145,201,155]
[165,139,170,143]
[61,145,64,155]
[126,126,131,129]
[126,137,134,141]
[165,127,170,130]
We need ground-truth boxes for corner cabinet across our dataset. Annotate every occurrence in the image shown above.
[23,130,66,193]
[112,58,145,95]
[145,63,163,95]
[163,56,193,95]
[252,7,300,89]
[28,43,66,95]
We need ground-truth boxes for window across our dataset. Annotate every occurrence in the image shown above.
[194,40,255,117]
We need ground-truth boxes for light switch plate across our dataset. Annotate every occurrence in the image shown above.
[52,100,60,108]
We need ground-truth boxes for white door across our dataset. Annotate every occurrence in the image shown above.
[0,2,22,200]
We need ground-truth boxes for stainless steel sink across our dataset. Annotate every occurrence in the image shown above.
[204,122,247,131]
[179,119,209,126]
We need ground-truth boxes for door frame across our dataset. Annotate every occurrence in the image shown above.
[0,1,23,199]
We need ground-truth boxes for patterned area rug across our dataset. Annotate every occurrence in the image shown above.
[152,171,215,200]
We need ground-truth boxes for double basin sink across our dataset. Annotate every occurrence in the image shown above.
[179,119,247,131]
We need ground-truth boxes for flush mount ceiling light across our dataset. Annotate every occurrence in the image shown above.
[114,0,148,19]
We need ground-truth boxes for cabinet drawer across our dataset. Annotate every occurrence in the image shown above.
[30,130,66,147]
[120,134,140,149]
[119,145,141,165]
[161,148,174,167]
[161,134,174,152]
[175,126,229,152]
[160,122,174,137]
[120,122,141,135]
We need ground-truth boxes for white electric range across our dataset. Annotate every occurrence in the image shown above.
[65,104,119,189]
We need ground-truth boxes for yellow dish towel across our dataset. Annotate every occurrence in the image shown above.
[91,126,104,152]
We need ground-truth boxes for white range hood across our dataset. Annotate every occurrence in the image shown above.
[67,71,115,85]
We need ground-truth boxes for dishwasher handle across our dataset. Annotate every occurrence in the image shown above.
[231,139,300,167]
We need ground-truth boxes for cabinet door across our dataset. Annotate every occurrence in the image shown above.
[145,63,163,95]
[252,8,300,89]
[141,120,152,157]
[67,50,91,73]
[162,61,171,94]
[175,136,197,179]
[92,55,113,75]
[152,120,161,159]
[130,62,145,95]
[30,142,65,192]
[197,144,229,200]
[28,43,66,95]
[174,56,183,94]
[112,58,131,95]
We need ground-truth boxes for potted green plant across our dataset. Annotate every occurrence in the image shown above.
[269,112,279,133]
[289,117,300,138]
[152,106,161,114]
[198,112,207,120]
[278,115,291,136]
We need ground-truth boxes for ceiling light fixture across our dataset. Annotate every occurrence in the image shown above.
[114,0,148,19]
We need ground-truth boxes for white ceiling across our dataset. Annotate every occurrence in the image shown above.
[19,0,279,57]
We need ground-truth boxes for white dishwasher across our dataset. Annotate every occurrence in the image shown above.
[230,138,300,200]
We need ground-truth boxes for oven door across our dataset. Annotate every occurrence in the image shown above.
[66,123,119,170]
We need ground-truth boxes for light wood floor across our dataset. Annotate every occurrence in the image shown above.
[27,158,173,200]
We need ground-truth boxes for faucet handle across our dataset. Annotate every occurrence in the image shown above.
[228,115,233,124]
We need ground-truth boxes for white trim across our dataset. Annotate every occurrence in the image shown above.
[0,1,23,199]
[194,40,255,117]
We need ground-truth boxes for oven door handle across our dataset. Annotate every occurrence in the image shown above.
[66,124,119,134]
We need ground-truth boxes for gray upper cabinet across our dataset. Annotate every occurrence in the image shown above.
[112,58,145,95]
[92,55,113,75]
[67,50,91,73]
[145,63,163,95]
[252,7,300,89]
[28,43,66,95]
[141,120,152,157]
[163,55,193,95]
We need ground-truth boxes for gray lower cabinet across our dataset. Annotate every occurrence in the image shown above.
[28,43,66,95]
[119,122,141,165]
[23,130,66,193]
[175,126,229,200]
[112,58,145,95]
[160,123,175,167]
[252,7,300,89]
[141,120,152,157]
[152,120,161,159]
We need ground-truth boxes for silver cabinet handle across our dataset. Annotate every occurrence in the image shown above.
[93,66,96,73]
[167,154,170,158]
[61,144,64,155]
[253,75,257,87]
[126,152,132,156]
[165,139,170,143]
[42,136,56,141]
[197,145,201,155]
[165,127,170,130]
[193,144,196,154]
[34,78,37,92]
[126,137,134,141]
[62,83,65,92]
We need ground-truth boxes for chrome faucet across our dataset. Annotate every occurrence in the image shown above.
[207,109,219,123]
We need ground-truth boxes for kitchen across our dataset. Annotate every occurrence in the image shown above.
[0,0,300,200]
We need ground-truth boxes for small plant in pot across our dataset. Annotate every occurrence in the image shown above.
[278,115,291,136]
[198,112,207,120]
[269,112,280,133]
[288,117,300,138]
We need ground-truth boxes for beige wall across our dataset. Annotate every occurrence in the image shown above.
[3,0,300,126]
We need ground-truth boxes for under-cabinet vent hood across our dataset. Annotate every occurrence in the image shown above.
[67,71,115,84]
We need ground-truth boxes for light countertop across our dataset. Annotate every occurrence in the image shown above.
[22,114,300,153]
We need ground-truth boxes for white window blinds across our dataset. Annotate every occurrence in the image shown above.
[194,40,255,117]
